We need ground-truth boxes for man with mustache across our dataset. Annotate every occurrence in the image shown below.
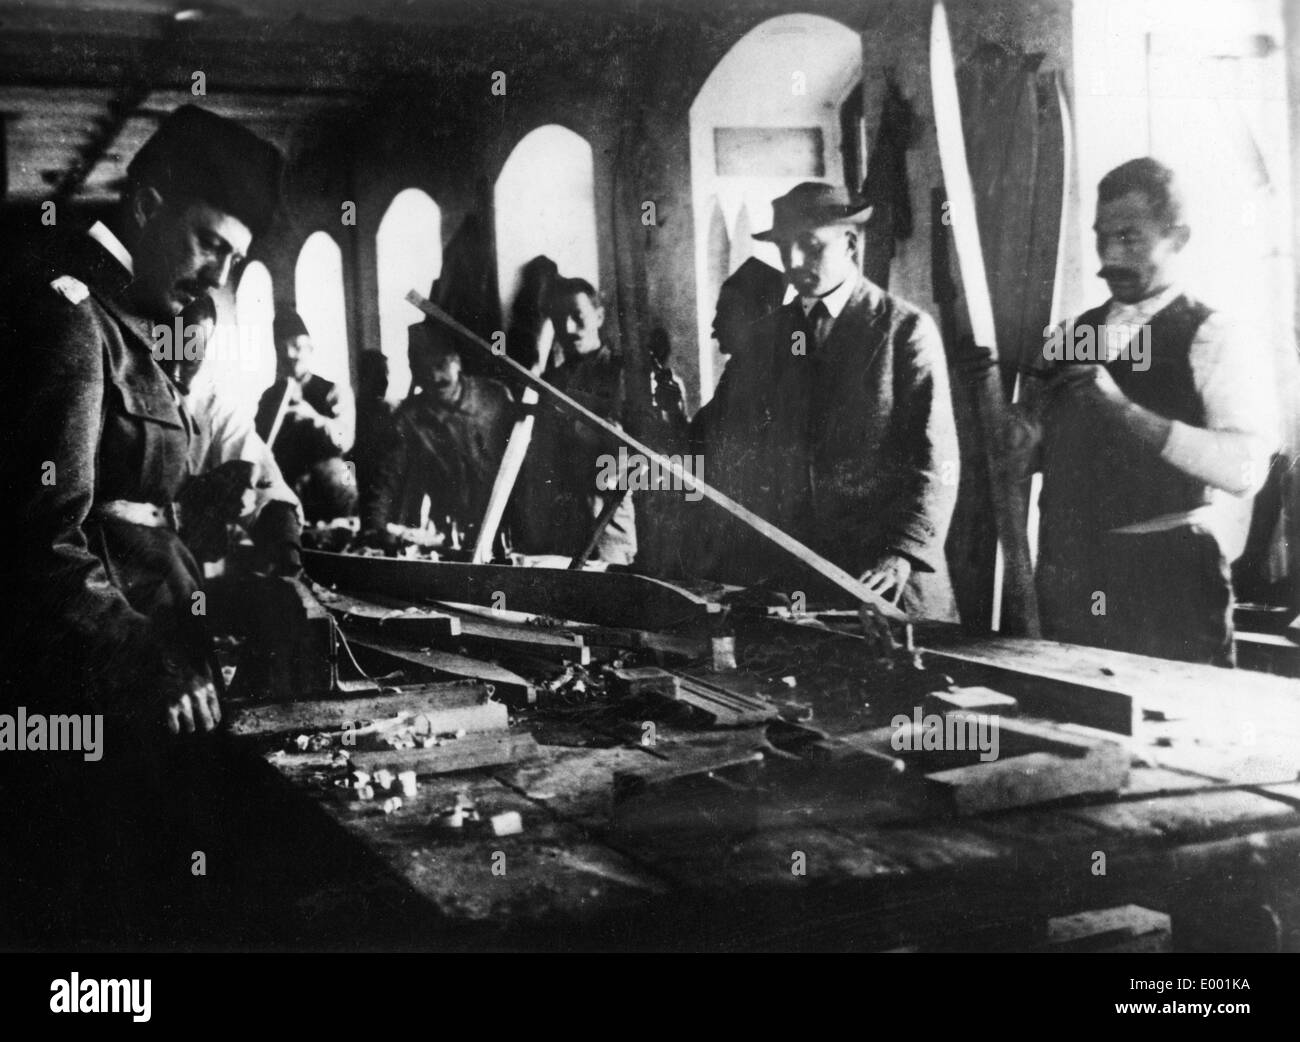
[1009,158,1277,664]
[0,104,282,736]
[0,105,282,944]
[255,308,356,521]
[360,320,514,551]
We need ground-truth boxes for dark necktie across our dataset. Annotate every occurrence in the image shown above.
[800,299,831,357]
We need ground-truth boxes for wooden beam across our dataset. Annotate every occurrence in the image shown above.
[405,290,908,623]
[304,549,718,631]
[930,1,1040,637]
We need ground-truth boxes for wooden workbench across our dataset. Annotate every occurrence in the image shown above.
[226,623,1300,952]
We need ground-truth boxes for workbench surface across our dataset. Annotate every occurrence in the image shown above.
[227,626,1300,952]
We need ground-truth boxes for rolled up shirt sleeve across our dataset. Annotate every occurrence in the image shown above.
[1158,311,1277,495]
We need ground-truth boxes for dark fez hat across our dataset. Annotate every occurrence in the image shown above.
[408,320,459,359]
[722,257,786,309]
[752,182,874,242]
[128,105,284,238]
[272,308,309,343]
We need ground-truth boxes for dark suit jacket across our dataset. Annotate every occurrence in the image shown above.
[0,229,208,715]
[749,275,960,619]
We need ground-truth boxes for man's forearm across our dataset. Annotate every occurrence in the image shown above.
[1113,398,1268,496]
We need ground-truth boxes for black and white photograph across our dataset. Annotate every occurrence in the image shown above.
[0,0,1296,994]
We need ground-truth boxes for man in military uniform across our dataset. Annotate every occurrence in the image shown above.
[0,105,282,944]
[0,104,282,733]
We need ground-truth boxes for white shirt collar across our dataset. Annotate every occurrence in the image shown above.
[1106,281,1181,323]
[88,221,134,275]
[801,274,857,319]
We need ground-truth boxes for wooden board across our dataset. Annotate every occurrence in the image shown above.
[304,549,719,631]
[226,681,494,740]
[921,632,1300,737]
[317,588,462,640]
[346,635,537,706]
[349,732,541,775]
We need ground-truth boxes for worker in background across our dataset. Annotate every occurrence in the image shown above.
[163,294,304,577]
[997,158,1277,664]
[688,258,786,581]
[534,277,638,565]
[743,182,960,618]
[361,321,514,551]
[255,308,356,521]
[350,349,398,535]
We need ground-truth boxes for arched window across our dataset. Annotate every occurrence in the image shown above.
[228,260,276,411]
[294,231,350,388]
[494,124,599,316]
[376,188,442,402]
[689,14,862,396]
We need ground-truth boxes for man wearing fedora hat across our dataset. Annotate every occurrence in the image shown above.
[740,181,960,618]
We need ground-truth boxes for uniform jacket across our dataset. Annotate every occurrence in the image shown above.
[0,227,209,713]
[748,275,960,619]
[364,375,514,538]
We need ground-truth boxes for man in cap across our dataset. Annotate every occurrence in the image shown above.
[0,105,282,944]
[744,182,960,618]
[0,103,282,736]
[255,307,356,520]
[361,320,514,551]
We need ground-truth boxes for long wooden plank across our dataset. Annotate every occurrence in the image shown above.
[332,588,591,663]
[930,1,1040,637]
[405,290,908,623]
[304,548,717,631]
[472,326,555,563]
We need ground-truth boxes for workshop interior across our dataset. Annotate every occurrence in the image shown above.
[0,0,1298,955]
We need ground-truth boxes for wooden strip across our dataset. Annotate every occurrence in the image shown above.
[349,732,540,775]
[926,744,1129,816]
[318,589,462,640]
[930,1,1040,637]
[225,680,491,739]
[405,290,908,623]
[346,635,537,706]
[473,320,555,563]
[340,589,595,662]
[304,548,718,631]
